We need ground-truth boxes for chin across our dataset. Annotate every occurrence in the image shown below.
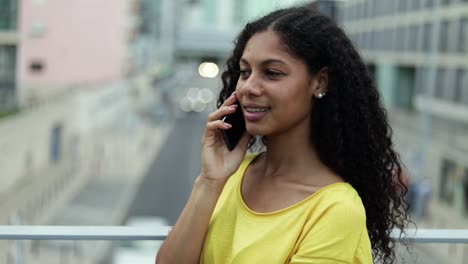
[246,123,269,136]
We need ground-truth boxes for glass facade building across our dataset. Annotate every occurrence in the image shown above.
[0,0,18,112]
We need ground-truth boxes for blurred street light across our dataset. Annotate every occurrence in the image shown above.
[198,62,219,78]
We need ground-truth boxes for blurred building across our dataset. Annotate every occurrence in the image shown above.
[337,0,468,262]
[305,0,339,19]
[1,0,178,263]
[18,0,136,106]
[175,0,311,61]
[0,0,18,113]
[0,0,128,197]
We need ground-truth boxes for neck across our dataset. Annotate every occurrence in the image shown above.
[260,122,331,184]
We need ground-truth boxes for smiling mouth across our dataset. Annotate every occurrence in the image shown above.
[244,107,270,113]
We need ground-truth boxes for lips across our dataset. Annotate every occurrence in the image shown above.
[242,104,270,121]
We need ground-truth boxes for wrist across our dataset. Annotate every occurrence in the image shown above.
[195,175,228,192]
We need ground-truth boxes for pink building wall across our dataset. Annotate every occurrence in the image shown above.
[18,0,126,88]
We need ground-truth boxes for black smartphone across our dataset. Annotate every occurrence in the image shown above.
[221,104,246,151]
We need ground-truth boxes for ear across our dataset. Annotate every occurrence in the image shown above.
[310,67,328,98]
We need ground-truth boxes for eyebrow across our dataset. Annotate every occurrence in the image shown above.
[240,58,287,66]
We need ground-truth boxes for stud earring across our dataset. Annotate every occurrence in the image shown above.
[316,92,326,99]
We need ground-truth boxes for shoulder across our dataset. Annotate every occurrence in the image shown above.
[307,183,367,230]
[315,183,365,209]
[291,184,370,263]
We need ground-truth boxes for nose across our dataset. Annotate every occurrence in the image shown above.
[237,73,263,97]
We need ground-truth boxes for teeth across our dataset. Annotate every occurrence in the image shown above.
[246,107,269,113]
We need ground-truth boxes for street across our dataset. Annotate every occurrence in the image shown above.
[125,112,206,225]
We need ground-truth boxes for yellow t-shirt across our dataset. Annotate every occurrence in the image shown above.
[201,154,373,264]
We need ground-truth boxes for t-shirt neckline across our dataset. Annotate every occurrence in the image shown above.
[237,153,350,217]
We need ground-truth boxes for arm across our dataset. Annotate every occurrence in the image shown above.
[155,176,226,264]
[156,92,251,264]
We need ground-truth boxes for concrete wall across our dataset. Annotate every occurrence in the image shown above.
[0,97,74,194]
[0,81,127,195]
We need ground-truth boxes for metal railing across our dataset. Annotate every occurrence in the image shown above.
[1,226,468,244]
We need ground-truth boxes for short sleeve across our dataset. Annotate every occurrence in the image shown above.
[289,200,367,264]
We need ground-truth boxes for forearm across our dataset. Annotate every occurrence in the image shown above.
[156,176,227,264]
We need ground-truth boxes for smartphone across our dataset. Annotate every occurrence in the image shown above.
[221,103,246,151]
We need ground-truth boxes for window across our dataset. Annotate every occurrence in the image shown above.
[439,159,468,216]
[365,0,373,19]
[415,67,425,95]
[439,21,450,52]
[364,1,374,18]
[415,24,424,52]
[441,68,456,101]
[402,27,411,51]
[408,25,418,51]
[374,0,383,16]
[410,0,421,11]
[396,27,405,51]
[383,30,390,50]
[394,66,416,111]
[454,69,464,103]
[424,0,436,9]
[447,20,461,52]
[397,0,408,12]
[0,45,16,111]
[30,60,45,73]
[440,0,452,6]
[423,23,432,52]
[0,45,15,82]
[460,70,468,105]
[376,31,384,51]
[364,31,371,50]
[434,68,446,99]
[355,2,363,19]
[460,18,468,53]
[0,0,18,30]
[139,0,161,38]
[359,33,366,48]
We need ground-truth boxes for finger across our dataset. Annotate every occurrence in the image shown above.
[203,120,232,142]
[206,119,232,132]
[219,91,238,108]
[207,104,238,122]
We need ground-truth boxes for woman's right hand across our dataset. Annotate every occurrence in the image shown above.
[200,92,251,182]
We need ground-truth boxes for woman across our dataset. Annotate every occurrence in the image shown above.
[157,7,411,264]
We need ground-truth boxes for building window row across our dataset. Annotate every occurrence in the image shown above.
[348,18,468,53]
[415,67,468,105]
[340,0,468,22]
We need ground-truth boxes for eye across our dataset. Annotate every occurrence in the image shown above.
[265,70,284,79]
[239,69,251,79]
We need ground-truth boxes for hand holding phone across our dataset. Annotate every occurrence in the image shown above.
[221,102,246,151]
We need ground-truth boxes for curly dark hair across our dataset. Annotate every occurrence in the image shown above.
[216,6,413,264]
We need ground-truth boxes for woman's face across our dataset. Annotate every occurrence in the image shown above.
[236,30,317,137]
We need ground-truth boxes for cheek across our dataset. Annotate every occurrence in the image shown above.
[277,88,312,116]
